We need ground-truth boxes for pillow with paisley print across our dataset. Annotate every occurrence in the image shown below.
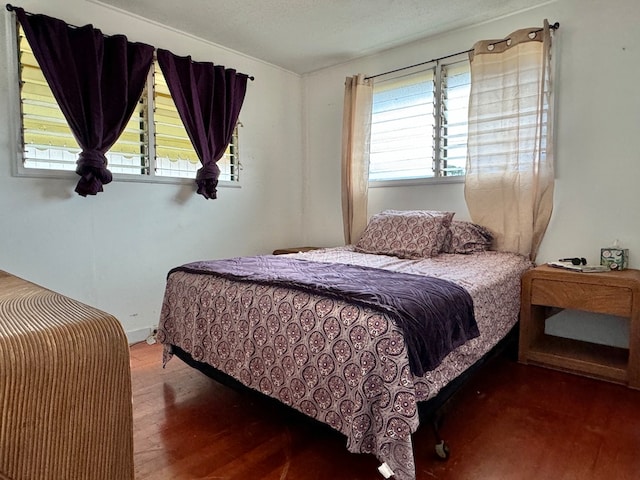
[442,221,494,254]
[355,210,454,259]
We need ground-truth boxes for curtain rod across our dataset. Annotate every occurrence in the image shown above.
[5,3,255,81]
[365,21,559,81]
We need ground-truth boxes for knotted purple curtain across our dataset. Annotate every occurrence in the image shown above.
[15,8,154,196]
[157,49,248,199]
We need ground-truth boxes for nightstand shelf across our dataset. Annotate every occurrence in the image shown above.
[527,335,628,382]
[519,265,640,389]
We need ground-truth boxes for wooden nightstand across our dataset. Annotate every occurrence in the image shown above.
[519,265,640,389]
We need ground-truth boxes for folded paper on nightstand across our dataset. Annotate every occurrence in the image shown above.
[547,261,609,273]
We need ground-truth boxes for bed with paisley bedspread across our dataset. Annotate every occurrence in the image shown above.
[157,239,532,480]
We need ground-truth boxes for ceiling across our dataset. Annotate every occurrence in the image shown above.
[95,0,551,74]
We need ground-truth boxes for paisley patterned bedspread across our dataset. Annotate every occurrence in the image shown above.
[169,255,478,376]
[157,247,532,480]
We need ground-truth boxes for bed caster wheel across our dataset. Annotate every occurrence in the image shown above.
[435,440,450,460]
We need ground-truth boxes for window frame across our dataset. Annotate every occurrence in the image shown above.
[368,53,470,188]
[7,19,241,189]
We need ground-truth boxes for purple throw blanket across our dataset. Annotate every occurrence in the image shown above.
[169,256,478,376]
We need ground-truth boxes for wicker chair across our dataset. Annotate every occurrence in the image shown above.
[0,271,134,480]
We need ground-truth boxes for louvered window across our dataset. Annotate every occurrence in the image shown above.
[16,24,239,183]
[369,55,470,182]
[153,62,239,180]
[19,25,149,175]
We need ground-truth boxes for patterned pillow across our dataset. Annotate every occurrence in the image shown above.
[355,210,454,259]
[442,221,494,254]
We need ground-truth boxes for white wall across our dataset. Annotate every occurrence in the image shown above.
[301,0,640,270]
[3,0,639,344]
[0,0,304,342]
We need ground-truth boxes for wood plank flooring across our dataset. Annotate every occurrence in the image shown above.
[131,342,640,480]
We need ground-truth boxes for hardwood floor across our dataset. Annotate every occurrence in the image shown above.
[131,342,640,480]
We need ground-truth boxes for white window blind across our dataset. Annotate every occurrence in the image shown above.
[369,56,470,182]
[369,69,435,181]
[438,60,471,177]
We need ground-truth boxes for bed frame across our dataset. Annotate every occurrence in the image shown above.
[169,323,519,463]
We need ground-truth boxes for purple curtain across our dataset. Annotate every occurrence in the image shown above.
[15,8,154,196]
[157,49,248,199]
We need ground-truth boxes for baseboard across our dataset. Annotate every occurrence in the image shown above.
[126,326,156,346]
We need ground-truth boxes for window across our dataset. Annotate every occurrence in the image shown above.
[153,61,240,181]
[16,24,240,183]
[369,55,470,183]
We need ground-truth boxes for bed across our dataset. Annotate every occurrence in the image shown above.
[157,211,533,480]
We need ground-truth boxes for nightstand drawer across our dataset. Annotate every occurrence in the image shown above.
[530,278,632,317]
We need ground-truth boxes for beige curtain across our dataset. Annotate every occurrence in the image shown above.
[465,20,554,261]
[341,74,373,244]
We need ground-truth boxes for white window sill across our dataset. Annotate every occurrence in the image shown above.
[369,176,464,188]
[12,166,241,188]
